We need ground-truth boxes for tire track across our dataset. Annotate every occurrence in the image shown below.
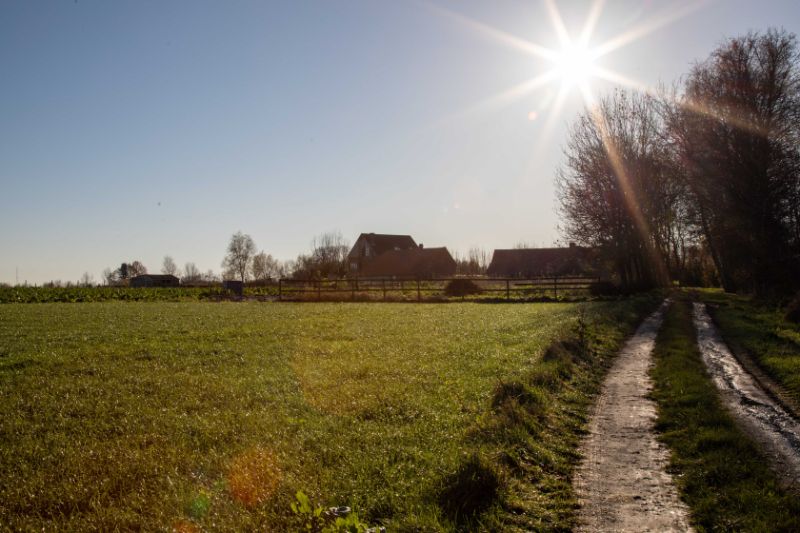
[693,302,800,488]
[574,301,693,532]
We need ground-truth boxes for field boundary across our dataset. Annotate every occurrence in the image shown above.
[278,276,599,302]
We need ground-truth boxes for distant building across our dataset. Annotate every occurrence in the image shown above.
[222,280,243,296]
[487,244,598,278]
[130,274,180,287]
[358,246,457,279]
[347,233,418,273]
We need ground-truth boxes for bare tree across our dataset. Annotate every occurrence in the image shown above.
[222,232,256,282]
[79,272,94,287]
[161,255,179,276]
[455,247,489,275]
[251,252,281,281]
[102,267,119,286]
[669,29,800,294]
[293,231,350,279]
[182,262,202,283]
[557,89,676,289]
[116,261,147,281]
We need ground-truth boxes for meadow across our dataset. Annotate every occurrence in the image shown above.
[0,297,657,531]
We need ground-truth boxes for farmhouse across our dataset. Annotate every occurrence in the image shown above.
[129,274,180,288]
[487,244,597,278]
[358,246,457,279]
[348,233,418,273]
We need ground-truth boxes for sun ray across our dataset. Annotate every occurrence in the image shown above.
[580,0,606,45]
[423,1,559,62]
[593,0,712,58]
[585,106,669,282]
[544,0,571,47]
[434,69,562,126]
[594,67,768,136]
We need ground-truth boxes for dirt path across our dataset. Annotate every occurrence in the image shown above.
[574,302,693,532]
[693,302,800,488]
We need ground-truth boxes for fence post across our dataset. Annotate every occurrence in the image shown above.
[553,276,558,298]
[417,279,421,302]
[382,279,386,301]
[352,278,357,301]
[506,279,510,300]
[278,279,282,301]
[317,280,321,301]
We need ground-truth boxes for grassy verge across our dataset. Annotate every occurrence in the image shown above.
[650,296,800,531]
[0,296,658,531]
[694,289,800,406]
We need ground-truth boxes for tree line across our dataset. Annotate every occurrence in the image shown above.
[91,232,498,287]
[558,29,800,296]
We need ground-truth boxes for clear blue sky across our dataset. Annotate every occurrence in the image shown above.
[2,0,799,284]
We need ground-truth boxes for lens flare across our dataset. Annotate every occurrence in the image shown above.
[227,447,282,508]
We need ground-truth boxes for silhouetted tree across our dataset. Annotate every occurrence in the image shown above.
[251,252,280,281]
[182,262,202,283]
[557,89,678,289]
[669,29,800,295]
[161,255,179,276]
[292,231,350,279]
[222,232,256,283]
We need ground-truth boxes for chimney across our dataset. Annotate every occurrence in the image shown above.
[569,242,576,248]
[419,243,424,249]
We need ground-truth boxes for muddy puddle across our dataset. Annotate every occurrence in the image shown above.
[693,302,800,487]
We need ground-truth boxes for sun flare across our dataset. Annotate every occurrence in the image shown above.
[555,42,596,87]
[430,0,709,116]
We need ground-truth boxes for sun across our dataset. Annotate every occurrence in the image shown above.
[429,0,709,116]
[554,42,596,87]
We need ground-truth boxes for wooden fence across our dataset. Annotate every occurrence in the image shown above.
[277,276,599,302]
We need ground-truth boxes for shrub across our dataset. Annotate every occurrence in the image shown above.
[444,279,483,298]
[589,280,619,296]
[785,292,800,323]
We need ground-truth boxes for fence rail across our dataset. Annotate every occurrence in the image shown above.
[277,276,599,302]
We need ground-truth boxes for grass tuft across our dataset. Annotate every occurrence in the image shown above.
[437,453,502,525]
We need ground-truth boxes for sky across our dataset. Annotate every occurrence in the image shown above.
[2,0,799,284]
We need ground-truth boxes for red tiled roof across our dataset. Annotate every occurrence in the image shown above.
[358,247,456,278]
[348,233,417,258]
[486,247,597,278]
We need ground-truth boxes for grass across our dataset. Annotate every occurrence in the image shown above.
[650,296,800,531]
[694,289,800,406]
[0,296,658,531]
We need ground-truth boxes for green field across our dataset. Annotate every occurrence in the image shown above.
[0,298,656,531]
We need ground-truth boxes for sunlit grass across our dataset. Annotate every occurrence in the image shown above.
[0,299,656,530]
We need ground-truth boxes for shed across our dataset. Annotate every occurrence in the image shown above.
[222,280,244,296]
[130,274,180,288]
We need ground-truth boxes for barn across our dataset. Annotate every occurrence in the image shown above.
[358,246,457,279]
[347,233,418,273]
[486,245,597,278]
